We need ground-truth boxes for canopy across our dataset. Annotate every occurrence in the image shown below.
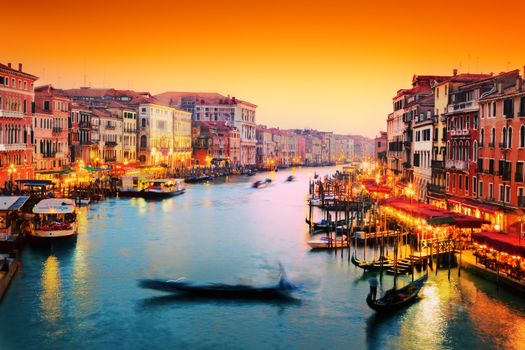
[85,166,111,172]
[473,231,525,256]
[16,179,53,187]
[33,199,76,214]
[0,196,30,211]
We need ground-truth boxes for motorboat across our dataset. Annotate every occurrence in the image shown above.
[253,178,272,189]
[142,179,185,199]
[286,175,295,182]
[184,175,213,184]
[119,175,185,199]
[30,198,78,239]
[307,234,347,249]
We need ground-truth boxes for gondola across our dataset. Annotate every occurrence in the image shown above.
[366,273,428,312]
[286,175,295,182]
[305,218,346,231]
[184,175,213,184]
[351,253,392,272]
[138,269,297,300]
[252,178,272,188]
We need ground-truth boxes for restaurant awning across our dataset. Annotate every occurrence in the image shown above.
[473,231,525,256]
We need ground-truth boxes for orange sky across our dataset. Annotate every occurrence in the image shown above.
[4,0,525,137]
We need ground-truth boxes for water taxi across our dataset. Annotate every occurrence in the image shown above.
[119,175,185,199]
[31,198,77,239]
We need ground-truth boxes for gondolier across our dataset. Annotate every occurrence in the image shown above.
[368,276,378,300]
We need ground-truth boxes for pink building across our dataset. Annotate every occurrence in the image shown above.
[0,63,37,184]
[34,85,71,172]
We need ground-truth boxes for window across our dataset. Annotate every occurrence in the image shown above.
[499,184,504,202]
[459,175,462,190]
[480,128,484,146]
[473,140,478,161]
[489,183,493,199]
[506,186,511,203]
[502,127,507,147]
[517,161,524,182]
[44,101,50,111]
[521,125,525,147]
[492,102,497,117]
[491,128,496,146]
[520,97,525,116]
[518,187,524,205]
[141,118,146,127]
[465,176,469,192]
[473,177,478,196]
[473,114,478,129]
[479,181,483,197]
[489,159,494,175]
[508,126,513,148]
[504,98,514,118]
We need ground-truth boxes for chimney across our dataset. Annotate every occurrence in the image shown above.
[498,81,504,94]
[7,63,11,68]
[453,69,458,76]
[18,63,22,72]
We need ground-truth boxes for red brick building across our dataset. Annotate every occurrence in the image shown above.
[0,63,38,184]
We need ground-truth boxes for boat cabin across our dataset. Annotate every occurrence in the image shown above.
[0,196,31,240]
[32,199,77,238]
[119,174,154,193]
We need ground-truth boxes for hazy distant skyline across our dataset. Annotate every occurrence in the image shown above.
[4,0,525,138]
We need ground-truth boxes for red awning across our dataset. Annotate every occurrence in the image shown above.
[473,231,525,256]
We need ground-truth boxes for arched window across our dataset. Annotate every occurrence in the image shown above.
[452,141,456,160]
[508,126,513,148]
[491,128,496,146]
[502,126,507,148]
[140,135,147,148]
[473,140,478,161]
[465,141,470,162]
[480,128,485,146]
[141,118,146,128]
[520,124,525,147]
[447,141,450,159]
[458,141,463,161]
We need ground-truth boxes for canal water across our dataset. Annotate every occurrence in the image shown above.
[1,166,525,350]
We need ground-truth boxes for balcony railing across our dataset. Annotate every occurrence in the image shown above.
[124,128,137,133]
[42,153,56,158]
[488,142,495,148]
[0,144,29,151]
[79,122,91,128]
[447,101,479,113]
[104,157,117,162]
[52,127,63,133]
[0,110,24,118]
[427,183,445,194]
[446,159,468,171]
[431,160,445,169]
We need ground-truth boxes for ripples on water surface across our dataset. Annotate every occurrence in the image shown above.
[0,167,524,350]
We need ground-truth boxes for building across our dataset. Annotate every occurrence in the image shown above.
[70,103,92,164]
[192,121,238,167]
[155,92,257,165]
[106,102,137,162]
[429,71,492,202]
[34,85,70,172]
[172,108,192,170]
[374,131,387,165]
[256,125,277,169]
[90,108,123,164]
[478,69,525,231]
[0,63,37,183]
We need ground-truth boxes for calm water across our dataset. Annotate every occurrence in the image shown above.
[1,166,525,350]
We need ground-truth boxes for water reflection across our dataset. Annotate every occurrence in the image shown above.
[39,256,62,323]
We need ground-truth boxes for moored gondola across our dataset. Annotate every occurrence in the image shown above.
[366,274,428,312]
[351,253,392,272]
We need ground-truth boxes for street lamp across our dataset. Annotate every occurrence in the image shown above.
[7,164,16,181]
[407,182,414,205]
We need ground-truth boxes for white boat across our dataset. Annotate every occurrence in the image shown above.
[308,195,335,207]
[142,179,185,199]
[307,234,347,249]
[30,199,78,239]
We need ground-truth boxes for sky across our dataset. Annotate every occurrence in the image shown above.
[3,0,525,138]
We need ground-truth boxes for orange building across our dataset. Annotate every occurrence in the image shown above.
[478,68,525,232]
[0,63,38,184]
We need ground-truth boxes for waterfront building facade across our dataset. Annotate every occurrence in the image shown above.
[34,85,70,172]
[374,131,387,165]
[0,63,37,182]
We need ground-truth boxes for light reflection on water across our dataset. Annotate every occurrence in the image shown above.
[0,166,524,350]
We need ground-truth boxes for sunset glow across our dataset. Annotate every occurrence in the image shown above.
[5,0,525,137]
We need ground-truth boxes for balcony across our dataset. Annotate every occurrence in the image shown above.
[42,153,56,158]
[427,183,445,194]
[0,110,24,118]
[52,127,63,133]
[105,125,116,130]
[0,144,29,151]
[431,160,445,169]
[447,101,479,113]
[105,141,118,147]
[499,142,509,149]
[79,122,91,128]
[446,159,468,171]
[124,128,137,133]
[488,142,495,148]
[104,157,117,162]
